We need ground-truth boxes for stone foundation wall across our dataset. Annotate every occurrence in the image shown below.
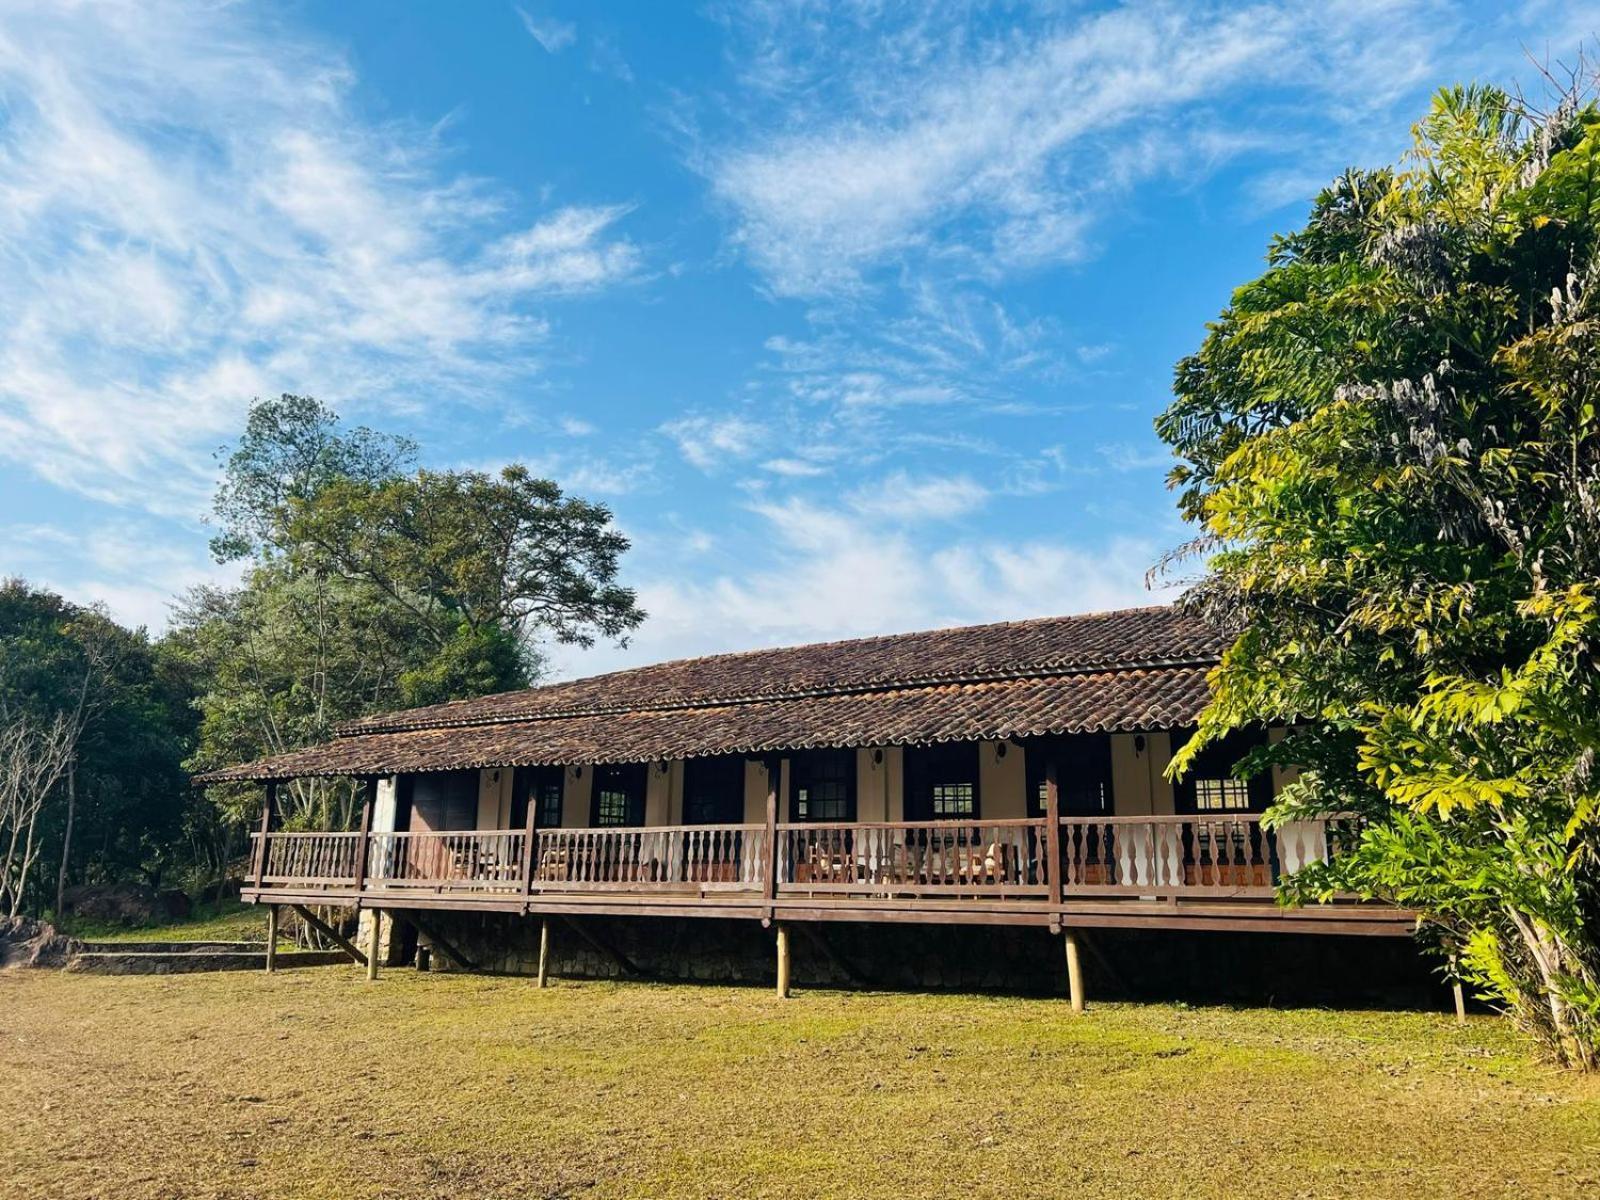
[409,912,1442,1008]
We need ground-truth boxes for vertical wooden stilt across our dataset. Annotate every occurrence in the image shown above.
[1450,951,1467,1026]
[264,905,279,974]
[537,918,551,989]
[775,923,791,999]
[366,910,382,982]
[1064,929,1085,1014]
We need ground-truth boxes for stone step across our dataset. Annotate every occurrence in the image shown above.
[66,948,350,975]
[76,940,265,955]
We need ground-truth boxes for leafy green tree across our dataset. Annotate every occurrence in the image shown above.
[1157,81,1600,1067]
[178,395,645,833]
[0,580,196,914]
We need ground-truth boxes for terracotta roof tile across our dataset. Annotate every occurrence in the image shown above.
[340,604,1221,735]
[196,664,1213,783]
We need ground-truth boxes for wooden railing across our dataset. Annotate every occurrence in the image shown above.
[531,825,768,891]
[775,819,1048,898]
[258,831,362,886]
[366,830,526,893]
[1059,814,1352,897]
[249,814,1352,903]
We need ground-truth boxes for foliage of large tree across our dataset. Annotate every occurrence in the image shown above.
[174,396,645,833]
[0,580,196,913]
[1156,82,1600,1067]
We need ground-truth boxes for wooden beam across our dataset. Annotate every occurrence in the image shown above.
[775,923,792,999]
[762,756,781,922]
[521,770,540,900]
[251,780,277,893]
[264,904,279,973]
[1064,929,1085,1013]
[403,913,477,971]
[290,903,367,967]
[1043,752,1062,922]
[366,910,382,981]
[352,776,376,895]
[537,917,551,988]
[559,915,642,979]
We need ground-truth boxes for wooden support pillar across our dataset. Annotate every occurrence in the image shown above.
[352,776,376,896]
[521,771,540,901]
[762,756,781,923]
[1043,751,1062,925]
[1450,951,1467,1026]
[291,903,367,967]
[264,905,279,973]
[775,923,792,999]
[1064,929,1085,1014]
[251,780,277,892]
[537,918,551,989]
[366,910,382,982]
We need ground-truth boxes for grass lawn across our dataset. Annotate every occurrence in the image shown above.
[59,900,276,945]
[2,968,1597,1200]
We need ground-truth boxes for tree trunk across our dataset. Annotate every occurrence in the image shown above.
[54,757,76,918]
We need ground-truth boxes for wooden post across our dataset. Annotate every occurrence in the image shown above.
[775,923,792,999]
[1450,950,1467,1026]
[1043,751,1062,917]
[352,776,375,897]
[521,770,540,902]
[366,910,382,982]
[762,756,781,919]
[537,917,551,988]
[251,780,277,892]
[1064,929,1085,1014]
[264,905,279,973]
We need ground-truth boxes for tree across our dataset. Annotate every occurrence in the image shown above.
[178,395,646,832]
[1155,78,1600,1067]
[0,579,195,914]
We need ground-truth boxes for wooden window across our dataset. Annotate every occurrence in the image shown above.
[790,749,856,822]
[1026,735,1113,817]
[904,742,980,821]
[683,755,744,825]
[1173,730,1272,815]
[408,769,477,832]
[590,762,646,827]
[511,766,565,829]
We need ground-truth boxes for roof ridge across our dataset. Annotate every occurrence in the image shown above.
[337,603,1191,735]
[339,653,1220,736]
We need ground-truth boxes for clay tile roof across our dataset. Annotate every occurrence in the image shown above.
[195,605,1223,783]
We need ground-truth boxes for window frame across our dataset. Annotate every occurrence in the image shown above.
[683,755,746,825]
[788,749,857,823]
[1172,729,1273,815]
[903,741,981,821]
[512,765,566,830]
[1026,734,1114,817]
[589,762,647,827]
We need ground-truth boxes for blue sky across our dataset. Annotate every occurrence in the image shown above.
[0,1,1595,678]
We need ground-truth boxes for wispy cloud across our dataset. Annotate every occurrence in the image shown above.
[848,471,988,522]
[701,0,1553,298]
[660,413,769,471]
[0,0,640,516]
[515,5,576,54]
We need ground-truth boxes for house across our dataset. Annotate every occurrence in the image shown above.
[197,605,1410,1002]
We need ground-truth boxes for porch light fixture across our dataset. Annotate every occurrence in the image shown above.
[1134,735,1147,755]
[872,748,884,765]
[995,742,1008,761]
[572,765,583,779]
[657,760,669,775]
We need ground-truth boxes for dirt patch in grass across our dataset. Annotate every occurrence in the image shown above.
[1,969,1596,1199]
